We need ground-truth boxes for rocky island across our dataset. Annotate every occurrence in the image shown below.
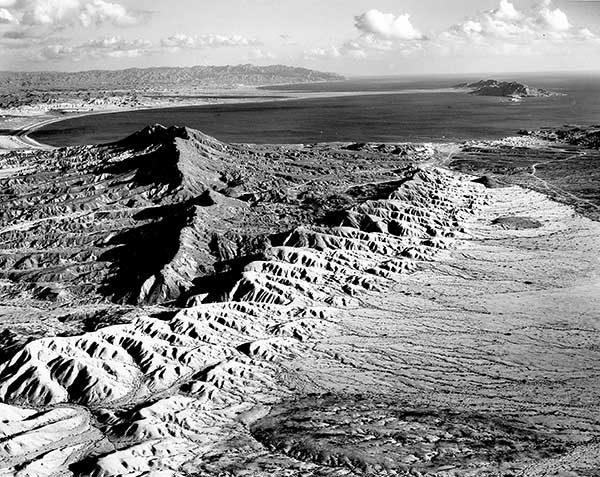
[456,79,562,100]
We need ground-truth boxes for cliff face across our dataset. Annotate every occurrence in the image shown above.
[457,79,559,98]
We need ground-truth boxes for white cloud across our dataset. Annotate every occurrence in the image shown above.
[41,36,152,61]
[6,0,144,27]
[35,33,263,62]
[354,9,423,40]
[578,28,596,40]
[460,20,483,35]
[160,34,261,50]
[538,1,571,31]
[303,46,342,59]
[247,48,276,60]
[312,8,426,60]
[304,37,404,61]
[20,0,78,25]
[301,8,425,62]
[0,7,16,22]
[494,0,521,21]
[304,0,598,65]
[40,44,74,59]
[444,0,593,47]
[79,0,139,27]
[84,36,151,55]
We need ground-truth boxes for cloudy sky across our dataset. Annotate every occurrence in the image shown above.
[1,0,599,74]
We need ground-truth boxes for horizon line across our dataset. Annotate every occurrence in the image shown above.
[2,64,600,77]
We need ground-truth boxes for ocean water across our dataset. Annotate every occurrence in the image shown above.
[31,73,600,146]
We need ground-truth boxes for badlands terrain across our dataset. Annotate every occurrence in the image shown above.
[0,126,599,476]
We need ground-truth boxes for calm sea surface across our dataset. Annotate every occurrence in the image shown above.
[31,73,600,146]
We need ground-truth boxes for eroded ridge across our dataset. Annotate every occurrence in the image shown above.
[0,125,248,307]
[0,404,106,476]
[0,164,488,475]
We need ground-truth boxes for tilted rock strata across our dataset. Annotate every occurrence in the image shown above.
[0,167,485,406]
[1,126,448,310]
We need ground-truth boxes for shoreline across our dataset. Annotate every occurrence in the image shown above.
[1,87,468,151]
[3,103,599,228]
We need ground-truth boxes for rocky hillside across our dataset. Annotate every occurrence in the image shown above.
[0,65,344,92]
[457,79,560,98]
[520,125,600,148]
[0,126,500,475]
[0,125,438,352]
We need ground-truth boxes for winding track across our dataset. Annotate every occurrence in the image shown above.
[529,150,600,212]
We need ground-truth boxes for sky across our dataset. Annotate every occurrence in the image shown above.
[1,0,600,74]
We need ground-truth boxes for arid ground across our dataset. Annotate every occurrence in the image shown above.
[0,127,598,476]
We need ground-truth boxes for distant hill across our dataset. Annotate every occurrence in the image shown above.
[456,79,561,99]
[520,125,600,148]
[0,64,344,92]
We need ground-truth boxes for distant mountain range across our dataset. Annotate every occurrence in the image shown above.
[0,64,344,91]
[456,79,561,98]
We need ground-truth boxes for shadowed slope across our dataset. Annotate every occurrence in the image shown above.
[0,125,251,306]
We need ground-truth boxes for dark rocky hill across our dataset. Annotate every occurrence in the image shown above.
[456,79,560,98]
[0,124,436,311]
